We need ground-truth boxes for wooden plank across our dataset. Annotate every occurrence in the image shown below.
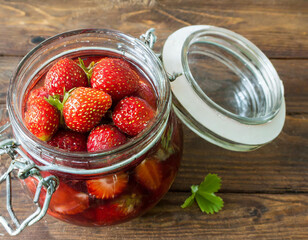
[173,116,308,193]
[0,0,307,58]
[0,188,307,239]
[0,57,307,113]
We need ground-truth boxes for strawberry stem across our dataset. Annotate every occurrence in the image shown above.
[45,88,73,127]
[78,58,94,84]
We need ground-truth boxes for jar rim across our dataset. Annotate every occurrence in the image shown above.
[7,28,171,173]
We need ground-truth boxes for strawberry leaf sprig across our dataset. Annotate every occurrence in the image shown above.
[181,174,224,214]
[78,58,95,83]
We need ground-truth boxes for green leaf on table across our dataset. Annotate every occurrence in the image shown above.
[181,194,195,208]
[181,173,223,214]
[195,192,224,214]
[199,173,221,193]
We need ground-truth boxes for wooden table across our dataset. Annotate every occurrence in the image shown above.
[0,0,307,239]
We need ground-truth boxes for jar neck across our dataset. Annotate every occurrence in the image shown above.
[7,29,171,175]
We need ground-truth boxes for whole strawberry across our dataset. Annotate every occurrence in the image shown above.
[26,87,49,109]
[47,130,87,152]
[134,79,157,108]
[45,58,88,96]
[87,124,127,152]
[91,58,139,101]
[112,96,156,136]
[63,87,112,133]
[25,98,60,141]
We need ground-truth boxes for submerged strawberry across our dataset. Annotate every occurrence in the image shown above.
[24,98,60,141]
[47,129,87,152]
[135,158,162,191]
[45,58,88,96]
[86,192,142,225]
[87,124,127,152]
[63,87,112,132]
[24,173,89,215]
[26,87,49,108]
[113,96,156,136]
[50,181,89,215]
[91,58,139,101]
[86,173,128,199]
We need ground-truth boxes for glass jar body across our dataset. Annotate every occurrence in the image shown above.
[6,29,182,226]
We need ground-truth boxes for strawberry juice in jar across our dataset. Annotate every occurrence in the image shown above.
[0,26,285,235]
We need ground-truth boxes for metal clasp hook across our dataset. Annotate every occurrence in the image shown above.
[0,140,58,236]
[140,28,157,49]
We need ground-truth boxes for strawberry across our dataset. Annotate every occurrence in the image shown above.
[87,124,127,152]
[47,129,87,152]
[23,173,89,215]
[63,87,112,132]
[112,96,156,136]
[86,192,142,225]
[135,158,162,191]
[26,87,49,108]
[85,204,124,225]
[135,79,157,109]
[112,192,142,216]
[50,181,89,215]
[86,173,128,199]
[24,98,60,141]
[91,58,139,101]
[45,58,88,96]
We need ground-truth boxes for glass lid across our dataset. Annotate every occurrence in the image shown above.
[162,25,285,151]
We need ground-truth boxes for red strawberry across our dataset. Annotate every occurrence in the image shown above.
[25,98,60,141]
[86,192,142,225]
[47,129,87,152]
[85,204,124,225]
[135,158,162,191]
[86,173,128,199]
[50,181,89,215]
[91,58,139,101]
[112,96,156,136]
[87,124,127,152]
[63,87,112,133]
[135,79,157,108]
[45,58,88,96]
[26,87,49,108]
[23,173,89,215]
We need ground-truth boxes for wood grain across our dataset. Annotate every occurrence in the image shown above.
[0,186,307,240]
[0,0,307,58]
[174,117,308,193]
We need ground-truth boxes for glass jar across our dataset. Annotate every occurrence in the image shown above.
[0,26,285,236]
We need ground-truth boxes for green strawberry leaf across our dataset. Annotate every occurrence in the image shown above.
[195,192,224,214]
[181,174,223,214]
[78,58,94,83]
[181,193,195,208]
[199,173,221,193]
